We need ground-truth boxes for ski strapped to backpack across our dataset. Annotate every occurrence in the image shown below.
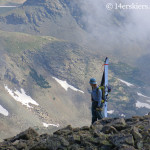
[100,57,111,117]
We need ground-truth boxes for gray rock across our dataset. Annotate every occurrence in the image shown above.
[92,123,103,134]
[119,144,137,150]
[53,125,73,136]
[131,126,142,141]
[30,136,64,150]
[68,134,81,144]
[97,118,115,125]
[5,128,39,143]
[109,134,135,147]
[16,141,28,149]
[68,144,80,150]
[109,118,127,130]
[12,140,19,146]
[136,141,143,149]
[81,126,90,131]
[4,146,17,150]
[102,125,118,134]
[59,137,69,147]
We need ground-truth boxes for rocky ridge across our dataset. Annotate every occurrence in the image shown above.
[0,113,150,150]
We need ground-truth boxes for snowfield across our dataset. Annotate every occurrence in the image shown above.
[43,122,60,128]
[121,114,126,117]
[52,77,84,93]
[0,6,17,8]
[137,92,150,98]
[107,110,114,114]
[0,105,9,116]
[136,101,150,109]
[4,85,39,108]
[118,79,134,87]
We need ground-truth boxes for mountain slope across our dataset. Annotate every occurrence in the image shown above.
[0,0,86,43]
[0,30,150,141]
[0,0,149,67]
[0,30,92,140]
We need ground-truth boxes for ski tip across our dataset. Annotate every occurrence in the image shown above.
[104,57,109,62]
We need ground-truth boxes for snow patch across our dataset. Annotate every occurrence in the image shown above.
[121,114,126,117]
[0,105,9,116]
[136,101,150,109]
[52,77,84,93]
[137,92,150,98]
[0,6,17,8]
[118,79,134,87]
[107,110,114,114]
[43,123,59,128]
[4,85,39,108]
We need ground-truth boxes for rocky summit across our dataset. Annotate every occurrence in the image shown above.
[0,114,150,150]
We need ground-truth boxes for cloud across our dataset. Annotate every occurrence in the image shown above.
[75,0,150,59]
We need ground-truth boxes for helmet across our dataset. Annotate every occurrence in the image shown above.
[89,78,97,84]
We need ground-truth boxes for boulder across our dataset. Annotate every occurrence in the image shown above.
[136,140,143,149]
[109,118,127,130]
[5,128,38,142]
[101,125,118,134]
[53,125,73,136]
[92,123,103,134]
[131,126,142,141]
[80,126,90,131]
[119,144,137,150]
[30,136,68,150]
[109,134,135,147]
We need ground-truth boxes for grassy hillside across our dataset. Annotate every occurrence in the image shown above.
[0,0,26,5]
[0,30,59,53]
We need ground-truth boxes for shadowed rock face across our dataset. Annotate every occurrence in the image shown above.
[1,114,150,150]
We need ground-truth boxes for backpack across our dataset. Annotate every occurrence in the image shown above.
[97,86,105,103]
[96,85,111,103]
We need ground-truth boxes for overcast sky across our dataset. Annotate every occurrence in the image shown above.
[77,0,150,60]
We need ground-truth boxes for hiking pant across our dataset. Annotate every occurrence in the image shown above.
[91,101,103,124]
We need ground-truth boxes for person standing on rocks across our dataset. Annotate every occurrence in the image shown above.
[89,78,103,124]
